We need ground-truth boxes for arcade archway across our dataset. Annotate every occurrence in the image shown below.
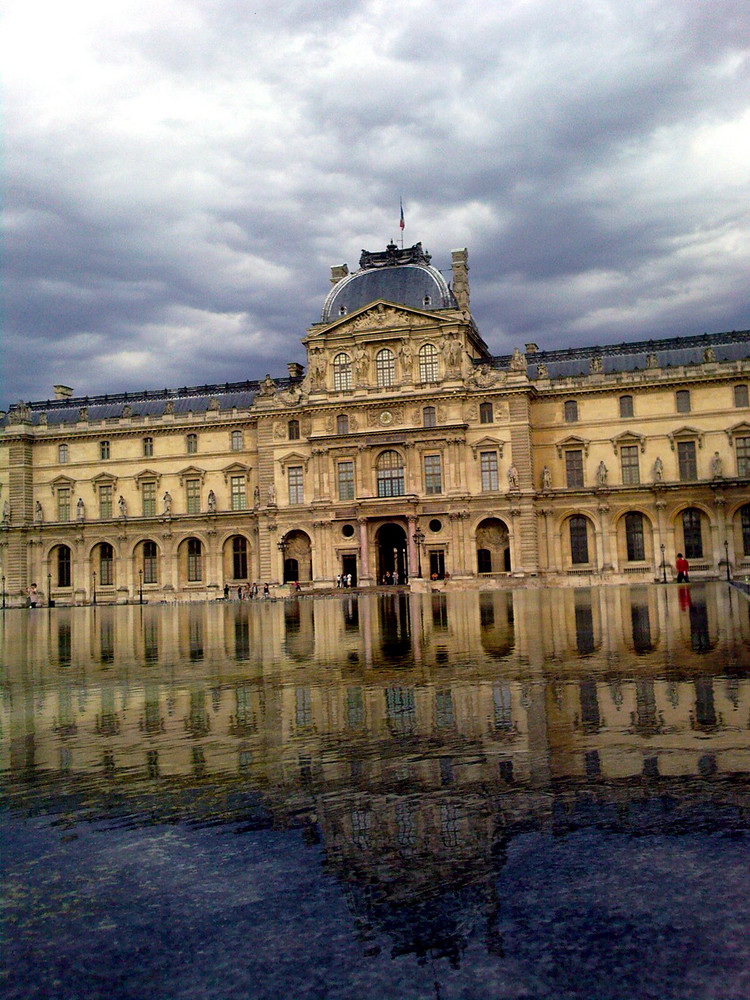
[376,522,408,584]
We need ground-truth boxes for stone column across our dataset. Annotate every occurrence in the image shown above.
[358,518,371,583]
[597,499,612,573]
[509,507,523,575]
[654,497,667,581]
[713,494,727,573]
[538,508,554,573]
[407,515,418,579]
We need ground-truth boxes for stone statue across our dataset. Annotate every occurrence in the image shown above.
[589,355,603,374]
[2,500,11,525]
[653,457,664,482]
[596,461,608,487]
[507,464,520,490]
[207,489,217,513]
[253,485,261,508]
[267,483,276,505]
[354,347,369,381]
[308,351,327,389]
[442,337,461,372]
[703,346,715,363]
[118,495,127,518]
[35,500,44,524]
[537,362,548,379]
[710,451,723,478]
[163,491,172,515]
[399,341,413,374]
[509,348,527,373]
[77,497,85,521]
[542,465,552,491]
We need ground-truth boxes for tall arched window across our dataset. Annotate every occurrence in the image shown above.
[419,343,439,382]
[333,353,352,391]
[232,536,248,579]
[741,505,750,556]
[187,538,202,582]
[336,414,349,435]
[100,543,114,586]
[143,540,158,584]
[57,545,72,588]
[569,516,589,564]
[564,400,578,423]
[376,349,395,388]
[682,508,703,559]
[625,512,645,561]
[423,405,436,427]
[376,450,405,497]
[288,419,300,440]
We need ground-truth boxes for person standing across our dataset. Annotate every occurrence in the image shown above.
[675,553,690,583]
[29,583,38,608]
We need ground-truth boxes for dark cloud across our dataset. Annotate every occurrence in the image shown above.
[3,0,749,404]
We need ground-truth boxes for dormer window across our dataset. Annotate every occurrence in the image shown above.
[338,305,347,316]
[423,295,431,307]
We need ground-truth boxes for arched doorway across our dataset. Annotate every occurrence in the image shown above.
[476,518,511,574]
[376,523,408,584]
[282,530,312,582]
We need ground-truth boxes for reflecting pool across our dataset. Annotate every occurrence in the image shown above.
[2,584,750,999]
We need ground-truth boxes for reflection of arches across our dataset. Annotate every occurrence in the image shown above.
[375,523,408,584]
[283,530,312,582]
[284,599,314,661]
[475,518,511,573]
[377,593,411,661]
[479,592,515,659]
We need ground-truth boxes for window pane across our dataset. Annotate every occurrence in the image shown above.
[677,441,697,481]
[376,349,395,388]
[625,512,645,561]
[187,434,197,453]
[143,541,158,584]
[676,390,690,413]
[186,480,200,514]
[570,516,589,564]
[57,489,71,522]
[619,395,634,418]
[288,420,300,440]
[231,431,243,451]
[620,445,640,484]
[480,451,498,491]
[479,402,493,424]
[682,509,703,559]
[336,414,349,434]
[100,440,110,460]
[57,546,71,587]
[231,476,247,511]
[419,344,439,382]
[742,506,750,556]
[565,450,584,488]
[232,536,248,579]
[424,454,442,494]
[288,466,304,504]
[423,406,436,427]
[737,437,750,477]
[735,385,749,408]
[333,353,352,391]
[376,450,404,497]
[143,437,153,457]
[564,400,578,422]
[142,482,156,516]
[338,461,354,500]
[99,485,112,519]
[58,444,69,463]
[100,544,113,585]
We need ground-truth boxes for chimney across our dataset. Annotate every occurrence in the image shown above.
[287,362,304,379]
[450,249,469,310]
[330,264,349,285]
[54,385,73,400]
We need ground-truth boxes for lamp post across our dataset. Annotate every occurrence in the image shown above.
[277,535,287,583]
[47,572,51,610]
[660,543,667,584]
[92,570,97,606]
[413,526,425,578]
[724,539,731,582]
[2,574,5,610]
[139,568,143,605]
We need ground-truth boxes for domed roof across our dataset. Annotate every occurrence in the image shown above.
[321,242,457,322]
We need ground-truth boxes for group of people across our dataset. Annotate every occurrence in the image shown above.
[336,573,353,588]
[224,582,268,600]
[381,570,400,585]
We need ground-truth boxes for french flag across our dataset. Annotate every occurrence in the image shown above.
[399,200,405,230]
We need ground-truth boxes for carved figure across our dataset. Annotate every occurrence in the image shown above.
[207,489,217,512]
[267,483,276,505]
[590,355,603,374]
[646,353,659,369]
[253,485,261,508]
[703,346,715,363]
[537,362,548,379]
[2,500,11,525]
[710,451,723,478]
[77,497,85,521]
[542,465,552,491]
[399,341,413,374]
[442,337,461,372]
[509,348,527,373]
[258,374,277,397]
[354,347,369,380]
[652,457,664,482]
[163,491,173,514]
[35,500,44,523]
[118,495,127,518]
[507,465,520,490]
[308,351,327,388]
[596,461,608,486]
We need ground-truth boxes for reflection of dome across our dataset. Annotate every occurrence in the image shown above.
[321,242,457,322]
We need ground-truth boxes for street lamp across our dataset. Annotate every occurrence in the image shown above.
[413,526,425,578]
[660,543,667,584]
[139,568,143,605]
[2,574,5,610]
[92,570,97,606]
[724,539,731,582]
[47,571,51,610]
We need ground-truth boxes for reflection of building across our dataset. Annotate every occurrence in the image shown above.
[1,240,749,604]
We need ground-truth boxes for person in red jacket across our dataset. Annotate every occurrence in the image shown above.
[675,553,689,583]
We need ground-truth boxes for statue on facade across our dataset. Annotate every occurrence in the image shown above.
[442,336,461,373]
[118,495,127,518]
[267,483,276,505]
[307,351,326,389]
[35,500,44,524]
[2,500,11,525]
[207,489,217,513]
[710,451,723,478]
[163,492,172,515]
[76,497,85,521]
[589,355,603,374]
[253,485,261,508]
[703,346,716,363]
[542,465,552,492]
[354,347,369,381]
[509,348,527,373]
[537,362,548,379]
[507,464,520,490]
[399,341,413,375]
[653,457,664,482]
[596,461,608,487]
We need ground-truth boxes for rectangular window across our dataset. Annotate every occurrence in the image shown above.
[338,461,354,500]
[186,479,201,514]
[100,440,110,460]
[231,475,247,511]
[565,450,584,488]
[480,451,498,492]
[231,430,243,451]
[480,402,493,424]
[423,406,436,427]
[735,385,749,408]
[677,440,697,481]
[288,466,304,505]
[737,437,750,477]
[676,390,691,413]
[620,445,640,485]
[58,443,69,463]
[424,454,442,494]
[99,484,113,519]
[619,395,634,418]
[142,481,156,516]
[143,437,153,457]
[742,507,750,556]
[57,488,71,522]
[186,433,197,454]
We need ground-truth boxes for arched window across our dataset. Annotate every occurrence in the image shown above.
[376,450,405,497]
[187,538,202,582]
[231,430,243,451]
[625,512,645,561]
[232,536,248,579]
[186,433,197,454]
[676,390,691,413]
[419,343,439,382]
[333,353,352,391]
[288,419,300,441]
[336,414,349,435]
[569,516,589,564]
[100,542,114,586]
[423,405,436,427]
[741,505,750,556]
[564,400,578,423]
[57,546,72,588]
[682,508,703,559]
[480,402,493,424]
[619,395,634,418]
[143,540,158,584]
[376,349,395,388]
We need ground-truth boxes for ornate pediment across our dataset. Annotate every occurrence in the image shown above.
[470,436,506,459]
[135,468,162,489]
[316,300,445,339]
[221,462,251,483]
[611,431,646,454]
[278,451,310,473]
[177,465,206,485]
[91,472,117,492]
[667,426,704,450]
[555,434,591,458]
[726,421,750,441]
[49,475,76,494]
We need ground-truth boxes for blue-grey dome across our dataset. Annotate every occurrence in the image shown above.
[321,242,456,322]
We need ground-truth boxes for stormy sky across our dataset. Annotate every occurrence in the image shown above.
[4,0,750,405]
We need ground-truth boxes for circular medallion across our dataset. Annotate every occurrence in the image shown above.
[379,410,393,426]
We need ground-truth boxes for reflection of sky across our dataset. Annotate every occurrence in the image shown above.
[2,816,749,1000]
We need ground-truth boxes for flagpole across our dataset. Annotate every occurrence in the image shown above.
[399,198,404,249]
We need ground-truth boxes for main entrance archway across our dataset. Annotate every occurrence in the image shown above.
[375,522,408,585]
[476,518,511,574]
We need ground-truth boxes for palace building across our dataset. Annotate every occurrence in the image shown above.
[1,241,749,605]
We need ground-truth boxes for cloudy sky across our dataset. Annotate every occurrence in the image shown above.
[4,0,750,405]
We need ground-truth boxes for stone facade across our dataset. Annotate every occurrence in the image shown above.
[1,242,749,605]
